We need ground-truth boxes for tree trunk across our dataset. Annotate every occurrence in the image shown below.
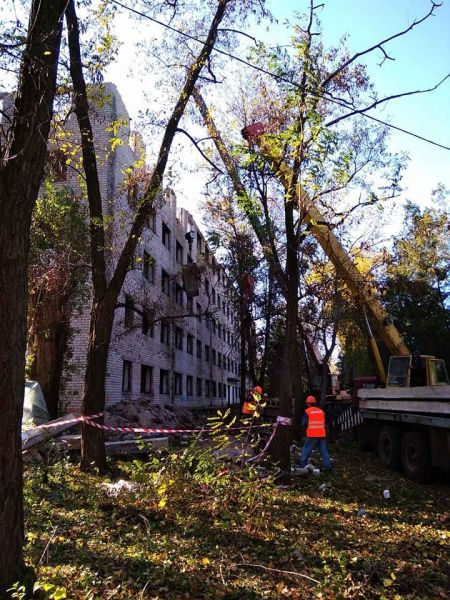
[80,297,116,472]
[0,0,64,590]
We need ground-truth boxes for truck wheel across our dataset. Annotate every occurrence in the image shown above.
[378,426,401,470]
[401,431,432,483]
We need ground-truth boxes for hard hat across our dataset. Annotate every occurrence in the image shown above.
[253,386,262,394]
[305,395,317,405]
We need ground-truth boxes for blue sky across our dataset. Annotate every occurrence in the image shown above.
[107,0,450,221]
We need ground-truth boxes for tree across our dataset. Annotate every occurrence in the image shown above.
[382,199,450,366]
[190,1,442,477]
[0,0,67,590]
[65,0,267,470]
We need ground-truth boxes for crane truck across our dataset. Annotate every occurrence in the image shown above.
[242,122,450,482]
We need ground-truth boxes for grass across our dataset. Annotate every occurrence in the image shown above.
[23,441,449,599]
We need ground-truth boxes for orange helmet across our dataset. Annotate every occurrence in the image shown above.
[253,386,262,394]
[305,395,317,405]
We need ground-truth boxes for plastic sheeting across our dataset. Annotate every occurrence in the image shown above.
[23,381,50,426]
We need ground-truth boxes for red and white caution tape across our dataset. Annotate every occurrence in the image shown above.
[247,416,292,464]
[82,418,272,435]
[27,413,104,430]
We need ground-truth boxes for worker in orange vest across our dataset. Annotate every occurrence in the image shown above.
[242,385,263,415]
[298,395,332,471]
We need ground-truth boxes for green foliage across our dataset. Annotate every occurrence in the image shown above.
[382,200,450,366]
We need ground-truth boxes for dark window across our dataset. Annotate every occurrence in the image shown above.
[147,209,156,232]
[187,334,194,355]
[211,288,216,304]
[186,375,193,397]
[124,295,134,328]
[176,241,184,265]
[196,377,202,397]
[160,322,170,345]
[211,381,217,398]
[187,297,193,313]
[196,340,202,359]
[162,222,171,250]
[174,372,182,395]
[142,251,154,282]
[160,369,170,394]
[122,360,132,393]
[211,349,216,365]
[142,312,154,336]
[162,269,171,295]
[140,365,153,394]
[197,233,203,254]
[175,327,183,350]
[205,379,210,397]
[218,294,221,309]
[175,284,184,306]
[218,382,222,398]
[204,278,210,296]
[47,149,67,182]
[205,344,210,362]
[218,352,222,368]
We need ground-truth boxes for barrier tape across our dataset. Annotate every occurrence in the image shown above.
[82,418,273,435]
[247,415,292,464]
[26,413,104,431]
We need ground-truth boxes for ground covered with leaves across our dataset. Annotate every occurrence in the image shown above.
[22,440,449,599]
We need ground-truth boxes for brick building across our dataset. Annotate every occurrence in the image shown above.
[58,83,242,413]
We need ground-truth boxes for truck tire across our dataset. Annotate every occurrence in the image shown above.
[401,431,432,483]
[378,426,401,470]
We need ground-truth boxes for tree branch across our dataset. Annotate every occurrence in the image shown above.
[176,127,224,173]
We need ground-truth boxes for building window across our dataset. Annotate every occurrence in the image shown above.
[122,360,132,393]
[187,297,193,313]
[218,382,222,398]
[196,339,202,359]
[197,232,203,254]
[218,352,222,368]
[211,380,217,398]
[162,221,171,250]
[205,344,210,362]
[211,288,216,304]
[142,312,154,336]
[140,365,153,394]
[218,294,221,309]
[196,377,202,397]
[204,278,210,296]
[175,283,184,306]
[160,322,170,345]
[174,372,182,395]
[176,241,184,265]
[162,269,171,296]
[186,375,193,397]
[142,251,155,282]
[124,294,134,328]
[211,349,216,365]
[160,369,170,395]
[147,209,156,232]
[205,379,210,397]
[187,334,194,355]
[175,327,183,350]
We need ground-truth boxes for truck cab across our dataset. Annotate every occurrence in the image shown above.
[386,355,449,388]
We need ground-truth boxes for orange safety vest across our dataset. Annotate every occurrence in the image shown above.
[305,406,326,438]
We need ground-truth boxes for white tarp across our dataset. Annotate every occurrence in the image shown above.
[23,381,50,426]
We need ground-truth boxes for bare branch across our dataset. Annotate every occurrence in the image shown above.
[321,1,442,89]
[176,127,224,174]
[326,73,450,127]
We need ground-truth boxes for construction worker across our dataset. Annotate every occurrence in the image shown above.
[298,395,332,471]
[242,385,263,415]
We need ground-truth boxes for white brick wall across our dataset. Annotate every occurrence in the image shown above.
[60,84,242,413]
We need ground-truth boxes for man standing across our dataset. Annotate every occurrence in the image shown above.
[298,395,332,471]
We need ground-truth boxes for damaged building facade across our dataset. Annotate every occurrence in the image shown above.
[13,83,242,414]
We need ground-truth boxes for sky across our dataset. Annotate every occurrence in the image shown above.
[107,0,450,230]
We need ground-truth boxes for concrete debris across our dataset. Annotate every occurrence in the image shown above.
[101,479,139,496]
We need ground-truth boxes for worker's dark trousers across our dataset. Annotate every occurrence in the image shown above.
[299,437,332,470]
